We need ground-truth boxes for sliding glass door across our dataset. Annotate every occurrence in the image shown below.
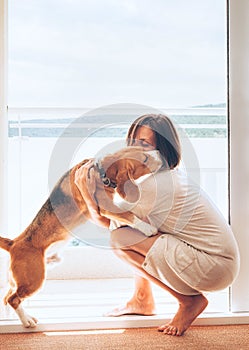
[2,0,248,320]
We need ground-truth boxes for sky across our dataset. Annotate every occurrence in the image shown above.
[8,0,227,109]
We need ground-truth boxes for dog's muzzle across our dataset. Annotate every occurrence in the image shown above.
[95,162,117,188]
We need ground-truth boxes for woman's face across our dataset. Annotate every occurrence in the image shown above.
[132,126,156,150]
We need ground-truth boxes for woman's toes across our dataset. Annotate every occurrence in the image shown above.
[164,325,177,336]
[157,325,165,332]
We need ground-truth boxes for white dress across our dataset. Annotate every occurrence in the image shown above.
[111,168,240,295]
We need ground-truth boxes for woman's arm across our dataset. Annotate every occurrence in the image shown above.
[74,160,110,228]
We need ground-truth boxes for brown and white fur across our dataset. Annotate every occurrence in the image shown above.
[0,146,162,328]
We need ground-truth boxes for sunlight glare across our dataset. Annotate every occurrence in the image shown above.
[44,329,125,336]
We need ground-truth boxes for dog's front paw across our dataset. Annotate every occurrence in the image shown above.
[46,253,61,265]
[132,217,158,237]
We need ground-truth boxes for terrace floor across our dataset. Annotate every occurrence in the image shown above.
[1,278,244,334]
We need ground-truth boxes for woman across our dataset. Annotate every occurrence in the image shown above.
[74,114,240,336]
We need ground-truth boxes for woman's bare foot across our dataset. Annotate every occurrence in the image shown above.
[105,276,156,317]
[158,294,208,336]
[105,300,156,316]
[105,292,156,317]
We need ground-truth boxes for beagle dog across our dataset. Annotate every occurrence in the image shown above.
[0,146,162,328]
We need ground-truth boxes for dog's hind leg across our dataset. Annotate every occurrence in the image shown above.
[15,304,38,328]
[3,273,15,305]
[7,287,38,328]
[7,249,45,327]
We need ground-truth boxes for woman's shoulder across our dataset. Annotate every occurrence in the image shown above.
[157,167,180,178]
[145,167,179,187]
[139,167,186,188]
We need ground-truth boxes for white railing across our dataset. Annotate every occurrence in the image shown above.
[7,107,228,241]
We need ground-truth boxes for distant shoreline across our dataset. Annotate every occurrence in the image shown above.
[8,113,227,138]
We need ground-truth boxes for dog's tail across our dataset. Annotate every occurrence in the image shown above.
[0,236,13,252]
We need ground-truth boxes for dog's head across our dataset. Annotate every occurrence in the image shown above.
[95,146,162,201]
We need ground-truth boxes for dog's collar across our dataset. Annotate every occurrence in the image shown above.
[95,162,117,189]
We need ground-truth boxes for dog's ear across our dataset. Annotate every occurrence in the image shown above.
[116,168,140,203]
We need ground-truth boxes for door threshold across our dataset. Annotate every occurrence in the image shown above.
[1,313,249,334]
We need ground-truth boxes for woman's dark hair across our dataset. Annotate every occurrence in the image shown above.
[126,114,181,169]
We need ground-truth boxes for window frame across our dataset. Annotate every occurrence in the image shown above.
[0,0,8,288]
[229,0,249,312]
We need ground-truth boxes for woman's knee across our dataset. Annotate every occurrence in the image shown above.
[110,227,129,249]
[109,228,130,260]
[110,226,145,249]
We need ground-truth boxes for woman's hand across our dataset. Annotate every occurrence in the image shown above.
[75,159,96,200]
[74,160,110,228]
